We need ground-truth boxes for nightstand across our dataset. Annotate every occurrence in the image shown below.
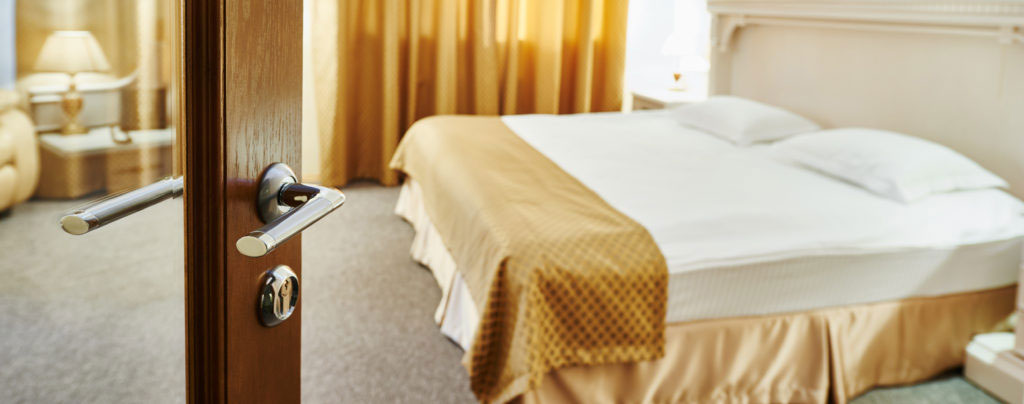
[35,127,174,198]
[628,88,708,111]
[964,264,1024,403]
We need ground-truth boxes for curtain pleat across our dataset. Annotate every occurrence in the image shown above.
[311,0,628,187]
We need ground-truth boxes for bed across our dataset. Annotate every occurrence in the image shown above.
[391,1,1024,403]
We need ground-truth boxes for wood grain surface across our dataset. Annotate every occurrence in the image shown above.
[183,0,303,402]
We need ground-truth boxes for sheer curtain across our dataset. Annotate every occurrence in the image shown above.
[307,0,629,186]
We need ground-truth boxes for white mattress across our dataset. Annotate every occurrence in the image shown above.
[398,111,1024,350]
[502,111,1024,271]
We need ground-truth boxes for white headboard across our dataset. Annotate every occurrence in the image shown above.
[707,0,1024,198]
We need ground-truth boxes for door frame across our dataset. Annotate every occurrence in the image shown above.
[180,1,304,402]
[181,0,226,401]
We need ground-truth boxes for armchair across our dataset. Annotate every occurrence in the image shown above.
[0,90,39,212]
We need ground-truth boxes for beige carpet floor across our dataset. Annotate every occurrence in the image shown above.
[0,183,1001,403]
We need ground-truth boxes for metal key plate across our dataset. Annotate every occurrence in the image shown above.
[258,265,299,327]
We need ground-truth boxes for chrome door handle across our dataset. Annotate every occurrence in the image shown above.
[235,163,345,258]
[61,177,184,235]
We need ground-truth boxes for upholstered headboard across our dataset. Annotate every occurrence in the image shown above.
[707,0,1024,198]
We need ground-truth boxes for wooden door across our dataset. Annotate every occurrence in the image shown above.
[181,0,303,402]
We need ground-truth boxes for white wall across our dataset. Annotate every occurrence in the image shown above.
[624,0,710,93]
[0,0,15,89]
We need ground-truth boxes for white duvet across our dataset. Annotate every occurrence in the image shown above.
[501,111,1024,274]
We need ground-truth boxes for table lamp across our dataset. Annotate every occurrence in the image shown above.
[661,31,710,91]
[34,30,111,135]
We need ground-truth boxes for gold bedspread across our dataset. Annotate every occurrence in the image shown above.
[390,116,668,403]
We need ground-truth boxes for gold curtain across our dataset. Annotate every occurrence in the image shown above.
[310,0,629,186]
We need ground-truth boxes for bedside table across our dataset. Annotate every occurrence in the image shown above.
[36,127,174,198]
[629,88,708,111]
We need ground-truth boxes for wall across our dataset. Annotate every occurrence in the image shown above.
[18,0,128,77]
[0,0,14,88]
[624,0,710,96]
[16,0,170,81]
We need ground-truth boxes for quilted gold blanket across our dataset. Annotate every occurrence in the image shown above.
[390,116,667,403]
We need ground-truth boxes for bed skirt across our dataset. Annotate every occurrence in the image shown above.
[518,286,1014,403]
[397,180,1016,403]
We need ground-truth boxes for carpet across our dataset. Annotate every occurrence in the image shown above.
[0,183,1001,403]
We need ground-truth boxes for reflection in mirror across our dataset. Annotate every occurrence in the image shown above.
[0,0,184,402]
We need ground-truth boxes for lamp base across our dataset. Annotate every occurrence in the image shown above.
[61,82,88,136]
[669,72,688,92]
[62,121,88,135]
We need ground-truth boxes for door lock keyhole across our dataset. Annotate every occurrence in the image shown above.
[259,265,299,327]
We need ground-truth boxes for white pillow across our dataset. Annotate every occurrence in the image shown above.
[773,128,1009,203]
[669,96,820,145]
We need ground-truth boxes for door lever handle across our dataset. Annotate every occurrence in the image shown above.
[235,163,345,258]
[61,177,184,235]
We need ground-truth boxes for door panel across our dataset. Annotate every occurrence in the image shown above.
[224,0,303,401]
[183,0,303,402]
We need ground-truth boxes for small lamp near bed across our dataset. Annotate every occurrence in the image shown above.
[33,30,111,135]
[660,31,709,92]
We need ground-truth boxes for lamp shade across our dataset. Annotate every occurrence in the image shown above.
[660,32,689,56]
[33,31,111,74]
[678,54,710,72]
